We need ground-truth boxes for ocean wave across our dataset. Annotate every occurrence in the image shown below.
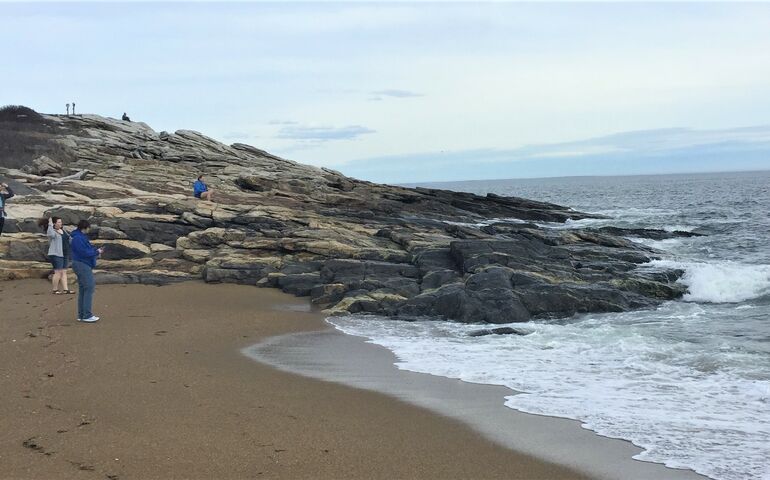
[328,310,770,480]
[652,260,770,303]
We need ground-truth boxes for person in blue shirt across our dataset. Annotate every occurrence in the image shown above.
[70,220,104,323]
[193,174,214,201]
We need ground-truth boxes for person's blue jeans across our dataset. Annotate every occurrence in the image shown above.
[71,260,95,320]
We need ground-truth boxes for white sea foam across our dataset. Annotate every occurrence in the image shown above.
[652,260,770,303]
[663,224,698,233]
[443,217,531,228]
[358,173,770,479]
[628,236,686,251]
[329,310,770,480]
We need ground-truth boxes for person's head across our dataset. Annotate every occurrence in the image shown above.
[77,219,90,232]
[0,182,7,193]
[197,174,204,181]
[52,217,62,229]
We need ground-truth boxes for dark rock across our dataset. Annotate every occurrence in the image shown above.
[98,242,147,260]
[468,327,532,337]
[320,259,419,283]
[100,218,196,246]
[413,248,457,272]
[1,218,39,233]
[275,272,322,296]
[398,282,530,323]
[420,269,461,290]
[593,226,705,240]
[45,207,92,226]
[310,283,347,305]
[94,226,127,240]
[203,266,272,284]
[516,284,652,318]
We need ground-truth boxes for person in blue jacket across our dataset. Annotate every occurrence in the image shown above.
[70,220,104,323]
[193,174,214,201]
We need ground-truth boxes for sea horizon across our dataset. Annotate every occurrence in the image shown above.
[398,167,770,187]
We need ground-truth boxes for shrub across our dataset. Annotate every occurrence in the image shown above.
[0,105,46,123]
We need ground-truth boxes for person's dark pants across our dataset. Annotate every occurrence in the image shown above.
[71,260,95,319]
[0,216,4,236]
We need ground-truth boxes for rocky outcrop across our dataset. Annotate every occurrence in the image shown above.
[21,155,62,176]
[0,111,691,323]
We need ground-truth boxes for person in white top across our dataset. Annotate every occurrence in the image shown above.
[44,216,74,294]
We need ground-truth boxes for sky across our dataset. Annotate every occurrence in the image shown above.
[2,1,770,182]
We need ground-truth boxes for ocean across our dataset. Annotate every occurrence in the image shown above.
[328,171,770,480]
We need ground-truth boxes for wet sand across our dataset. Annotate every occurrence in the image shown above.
[248,330,706,480]
[0,279,587,479]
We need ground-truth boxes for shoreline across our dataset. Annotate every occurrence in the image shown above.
[1,279,588,479]
[246,326,707,480]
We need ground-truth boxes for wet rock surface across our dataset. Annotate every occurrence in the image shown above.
[0,112,690,323]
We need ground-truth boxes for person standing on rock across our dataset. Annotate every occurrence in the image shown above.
[0,182,15,236]
[72,102,76,115]
[66,103,70,115]
[70,220,104,323]
[45,216,75,295]
[193,174,214,201]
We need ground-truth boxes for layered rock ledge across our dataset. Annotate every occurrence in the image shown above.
[0,111,694,323]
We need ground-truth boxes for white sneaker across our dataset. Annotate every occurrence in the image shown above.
[79,316,100,323]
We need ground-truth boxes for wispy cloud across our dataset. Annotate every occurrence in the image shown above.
[337,126,770,183]
[369,88,425,102]
[275,124,375,141]
[370,89,423,98]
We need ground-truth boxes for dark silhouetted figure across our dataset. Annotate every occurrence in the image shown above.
[122,112,131,122]
[66,103,70,115]
[72,102,76,115]
[0,182,15,236]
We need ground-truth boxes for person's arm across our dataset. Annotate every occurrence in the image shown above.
[72,235,100,259]
[1,184,13,200]
[85,239,101,258]
[46,219,57,239]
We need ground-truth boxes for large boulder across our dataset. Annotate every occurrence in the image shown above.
[22,155,62,176]
[397,281,530,323]
[0,234,48,261]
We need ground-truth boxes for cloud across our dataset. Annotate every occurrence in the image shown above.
[268,120,299,126]
[275,124,375,141]
[336,126,770,183]
[370,89,423,98]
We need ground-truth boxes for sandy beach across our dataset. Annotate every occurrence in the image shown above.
[0,279,588,479]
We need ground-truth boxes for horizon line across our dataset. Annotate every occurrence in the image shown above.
[397,168,770,187]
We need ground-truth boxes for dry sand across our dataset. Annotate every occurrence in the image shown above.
[0,279,588,479]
